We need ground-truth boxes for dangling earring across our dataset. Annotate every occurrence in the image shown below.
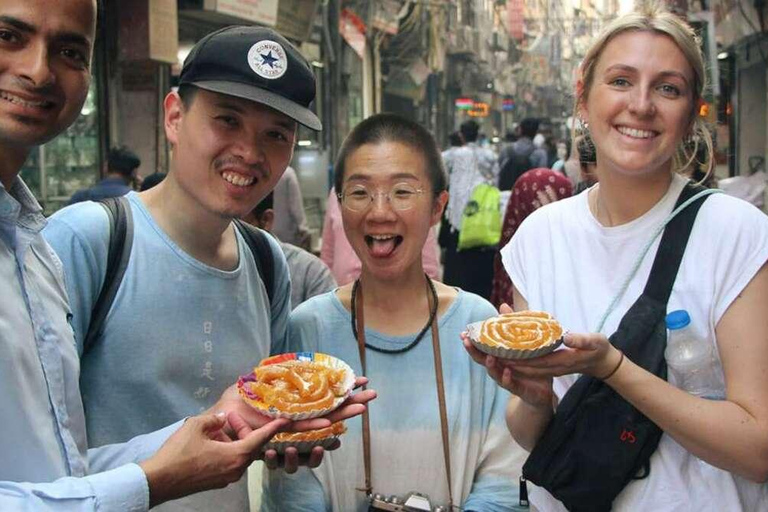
[577,118,589,135]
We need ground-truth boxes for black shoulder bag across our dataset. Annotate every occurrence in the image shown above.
[521,183,717,512]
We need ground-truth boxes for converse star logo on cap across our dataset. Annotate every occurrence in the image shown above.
[247,40,288,79]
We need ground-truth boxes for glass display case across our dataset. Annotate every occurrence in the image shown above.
[19,79,102,215]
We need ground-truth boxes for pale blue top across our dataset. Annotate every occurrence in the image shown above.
[0,177,179,511]
[262,289,527,512]
[43,192,291,511]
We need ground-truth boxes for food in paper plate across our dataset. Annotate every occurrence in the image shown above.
[237,352,355,420]
[467,310,564,360]
[264,421,347,454]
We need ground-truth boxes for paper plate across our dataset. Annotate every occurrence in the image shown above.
[237,352,356,420]
[466,320,564,360]
[263,422,347,455]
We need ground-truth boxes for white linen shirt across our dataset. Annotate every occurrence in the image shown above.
[0,176,177,511]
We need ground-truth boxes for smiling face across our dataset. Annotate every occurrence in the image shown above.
[340,141,447,282]
[164,88,296,220]
[0,0,95,152]
[580,30,695,180]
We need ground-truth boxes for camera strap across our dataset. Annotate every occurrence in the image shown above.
[353,274,454,508]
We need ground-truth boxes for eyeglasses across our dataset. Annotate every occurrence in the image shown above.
[338,183,425,212]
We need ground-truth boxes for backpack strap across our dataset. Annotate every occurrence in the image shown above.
[233,219,275,305]
[84,195,133,355]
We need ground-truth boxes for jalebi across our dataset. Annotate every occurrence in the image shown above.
[479,310,563,351]
[271,421,347,443]
[243,361,347,414]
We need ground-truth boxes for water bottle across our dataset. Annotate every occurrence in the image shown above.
[664,310,725,400]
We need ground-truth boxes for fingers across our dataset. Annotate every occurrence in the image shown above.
[283,447,299,474]
[237,417,291,455]
[307,446,325,469]
[462,335,487,365]
[319,388,377,425]
[228,411,258,440]
[344,389,377,407]
[291,417,332,432]
[321,400,369,424]
[261,444,328,472]
[544,185,558,203]
[263,449,278,470]
[189,412,228,437]
[499,303,514,314]
[562,332,604,351]
[353,376,369,389]
[201,412,234,443]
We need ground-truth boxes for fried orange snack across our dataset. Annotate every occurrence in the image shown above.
[468,310,564,359]
[271,421,347,443]
[479,311,563,350]
[239,360,349,416]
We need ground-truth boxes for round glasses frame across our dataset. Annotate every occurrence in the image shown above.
[338,183,426,212]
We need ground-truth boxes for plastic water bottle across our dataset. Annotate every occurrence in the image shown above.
[664,310,725,400]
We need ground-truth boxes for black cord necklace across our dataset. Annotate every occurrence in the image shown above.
[351,273,438,354]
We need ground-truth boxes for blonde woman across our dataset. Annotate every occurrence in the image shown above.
[466,5,768,511]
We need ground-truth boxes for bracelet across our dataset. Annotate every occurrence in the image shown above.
[599,350,625,381]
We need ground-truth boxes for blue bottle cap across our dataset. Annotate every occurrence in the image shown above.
[666,310,691,330]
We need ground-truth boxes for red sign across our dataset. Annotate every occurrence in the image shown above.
[340,8,367,59]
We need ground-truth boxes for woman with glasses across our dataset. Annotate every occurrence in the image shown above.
[262,113,524,511]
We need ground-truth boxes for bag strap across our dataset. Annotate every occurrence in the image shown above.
[354,278,453,507]
[233,219,275,305]
[84,195,133,355]
[643,184,710,303]
[595,184,720,332]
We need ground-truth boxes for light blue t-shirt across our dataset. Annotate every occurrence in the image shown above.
[262,289,527,512]
[1,178,180,511]
[43,192,291,512]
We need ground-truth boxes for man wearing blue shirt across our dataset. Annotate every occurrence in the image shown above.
[68,145,141,204]
[0,1,370,510]
[41,19,350,512]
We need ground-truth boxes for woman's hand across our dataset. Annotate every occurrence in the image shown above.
[533,185,559,209]
[504,332,623,381]
[462,333,554,409]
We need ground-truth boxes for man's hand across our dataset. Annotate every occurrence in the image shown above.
[139,412,290,507]
[210,378,377,472]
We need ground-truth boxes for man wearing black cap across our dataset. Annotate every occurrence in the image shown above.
[0,1,375,510]
[43,26,371,511]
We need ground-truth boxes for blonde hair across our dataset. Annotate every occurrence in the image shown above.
[574,2,713,178]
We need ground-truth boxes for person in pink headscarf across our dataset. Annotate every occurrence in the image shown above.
[490,168,573,308]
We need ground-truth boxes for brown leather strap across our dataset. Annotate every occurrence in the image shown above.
[354,284,372,496]
[428,283,453,507]
[354,277,453,507]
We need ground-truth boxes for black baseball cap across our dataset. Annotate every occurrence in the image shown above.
[179,26,322,131]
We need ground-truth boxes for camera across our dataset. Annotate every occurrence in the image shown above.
[368,491,450,512]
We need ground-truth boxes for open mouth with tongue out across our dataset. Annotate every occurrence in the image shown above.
[365,234,403,258]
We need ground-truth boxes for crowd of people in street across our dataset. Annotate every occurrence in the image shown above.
[2,1,768,512]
